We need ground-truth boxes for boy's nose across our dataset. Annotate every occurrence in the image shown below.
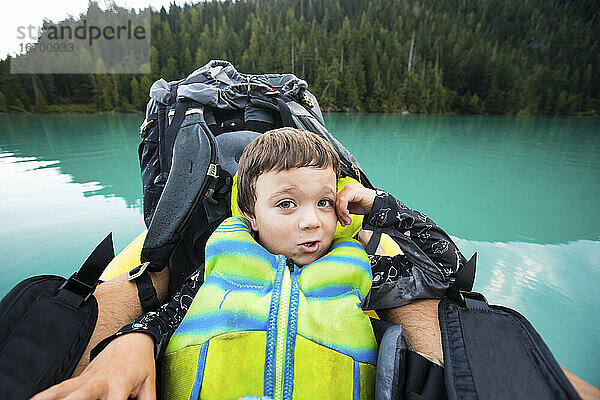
[298,208,321,230]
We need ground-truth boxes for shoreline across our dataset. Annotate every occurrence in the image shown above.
[1,110,598,117]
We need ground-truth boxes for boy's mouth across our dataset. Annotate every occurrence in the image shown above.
[298,240,320,253]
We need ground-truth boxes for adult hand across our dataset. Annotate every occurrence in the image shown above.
[31,332,156,400]
[336,184,377,226]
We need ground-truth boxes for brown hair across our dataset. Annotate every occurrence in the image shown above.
[237,128,341,215]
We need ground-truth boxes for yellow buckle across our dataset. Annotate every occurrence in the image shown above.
[302,94,314,108]
[139,119,155,138]
[128,262,150,281]
[352,165,362,184]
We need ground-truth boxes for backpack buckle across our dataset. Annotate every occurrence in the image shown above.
[301,93,314,107]
[205,188,218,205]
[139,118,155,138]
[207,163,219,178]
[128,262,150,281]
[351,165,362,184]
[205,164,221,205]
[59,273,97,302]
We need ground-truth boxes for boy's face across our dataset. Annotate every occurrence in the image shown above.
[243,166,338,267]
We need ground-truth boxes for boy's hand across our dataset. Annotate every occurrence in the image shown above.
[336,184,377,226]
[31,332,156,400]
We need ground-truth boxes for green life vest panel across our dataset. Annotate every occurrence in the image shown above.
[163,217,377,400]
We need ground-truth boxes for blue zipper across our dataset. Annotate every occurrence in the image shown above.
[265,257,301,400]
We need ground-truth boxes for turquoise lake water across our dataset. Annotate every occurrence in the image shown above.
[0,113,598,385]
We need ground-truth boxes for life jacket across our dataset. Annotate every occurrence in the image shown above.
[162,217,378,400]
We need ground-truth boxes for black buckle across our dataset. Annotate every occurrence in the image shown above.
[59,273,97,302]
[454,290,489,310]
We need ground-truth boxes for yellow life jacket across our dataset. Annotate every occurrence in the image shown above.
[162,217,378,400]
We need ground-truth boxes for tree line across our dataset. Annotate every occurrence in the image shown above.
[1,0,598,115]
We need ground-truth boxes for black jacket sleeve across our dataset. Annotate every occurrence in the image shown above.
[361,190,466,310]
[90,267,204,361]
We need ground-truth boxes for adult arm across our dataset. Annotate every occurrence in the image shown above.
[339,185,451,358]
[378,299,444,362]
[338,185,600,399]
[560,368,600,400]
[73,268,170,376]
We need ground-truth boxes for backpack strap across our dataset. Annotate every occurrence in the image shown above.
[58,233,114,306]
[127,262,160,313]
[276,97,296,127]
[155,84,181,187]
[453,252,477,292]
[404,350,446,400]
[137,100,225,301]
[161,98,190,178]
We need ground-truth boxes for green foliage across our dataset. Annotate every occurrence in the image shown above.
[0,91,6,112]
[0,0,598,115]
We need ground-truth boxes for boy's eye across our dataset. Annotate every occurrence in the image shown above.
[317,199,334,208]
[277,200,295,209]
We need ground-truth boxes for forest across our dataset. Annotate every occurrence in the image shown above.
[0,0,598,115]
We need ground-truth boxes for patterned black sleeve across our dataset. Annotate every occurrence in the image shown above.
[90,267,204,361]
[362,190,466,310]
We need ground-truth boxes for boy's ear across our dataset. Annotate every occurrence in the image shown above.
[240,210,259,232]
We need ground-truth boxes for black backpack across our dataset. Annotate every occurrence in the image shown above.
[132,60,373,310]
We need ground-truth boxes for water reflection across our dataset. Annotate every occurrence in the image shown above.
[0,116,146,298]
[0,114,143,206]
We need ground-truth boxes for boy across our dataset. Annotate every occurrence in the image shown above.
[156,128,377,399]
[33,128,464,400]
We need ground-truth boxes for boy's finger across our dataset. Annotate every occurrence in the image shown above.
[336,208,347,226]
[343,214,352,226]
[336,207,348,226]
[336,196,350,226]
